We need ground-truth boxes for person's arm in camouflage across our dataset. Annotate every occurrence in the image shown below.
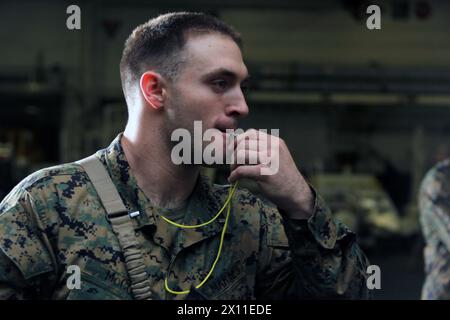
[228,131,370,299]
[0,252,31,299]
[255,188,371,299]
[419,160,450,299]
[0,186,57,300]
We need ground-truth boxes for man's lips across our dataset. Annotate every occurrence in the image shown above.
[215,128,238,141]
[217,128,231,134]
[215,124,237,133]
[214,119,238,133]
[210,128,237,148]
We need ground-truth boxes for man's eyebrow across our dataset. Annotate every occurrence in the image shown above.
[201,68,250,82]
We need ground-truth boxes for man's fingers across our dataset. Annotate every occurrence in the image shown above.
[228,129,279,177]
[228,165,264,183]
[234,129,274,153]
[236,139,259,152]
[229,149,258,172]
[235,129,261,146]
[236,149,259,165]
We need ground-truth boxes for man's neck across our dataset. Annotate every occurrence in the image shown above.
[121,131,200,209]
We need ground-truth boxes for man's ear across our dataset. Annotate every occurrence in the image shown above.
[139,71,165,109]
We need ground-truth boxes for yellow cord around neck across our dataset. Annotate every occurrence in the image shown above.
[162,181,238,295]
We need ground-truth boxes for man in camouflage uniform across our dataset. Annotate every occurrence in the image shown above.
[420,159,450,299]
[0,12,370,300]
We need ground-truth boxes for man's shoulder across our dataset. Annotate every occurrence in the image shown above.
[0,162,88,280]
[421,158,450,198]
[428,158,450,178]
[0,161,90,214]
[21,162,87,189]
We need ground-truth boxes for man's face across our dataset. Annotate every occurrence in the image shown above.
[163,33,250,157]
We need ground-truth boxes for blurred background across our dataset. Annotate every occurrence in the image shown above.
[1,0,450,299]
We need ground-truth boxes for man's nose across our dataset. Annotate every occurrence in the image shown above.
[225,89,249,119]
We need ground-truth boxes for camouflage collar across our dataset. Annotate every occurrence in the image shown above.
[96,133,156,226]
[97,133,234,247]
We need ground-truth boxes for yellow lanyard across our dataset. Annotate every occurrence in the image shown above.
[161,182,238,295]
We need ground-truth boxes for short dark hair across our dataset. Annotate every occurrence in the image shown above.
[120,12,242,98]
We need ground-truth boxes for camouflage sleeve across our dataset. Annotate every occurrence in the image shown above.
[255,187,370,299]
[0,186,57,299]
[0,251,29,299]
[419,160,450,299]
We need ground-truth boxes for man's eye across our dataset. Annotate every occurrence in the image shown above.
[211,79,228,90]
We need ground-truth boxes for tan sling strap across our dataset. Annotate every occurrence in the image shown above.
[76,155,154,300]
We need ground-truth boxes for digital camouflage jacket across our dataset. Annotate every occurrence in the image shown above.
[420,158,450,299]
[0,134,370,300]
